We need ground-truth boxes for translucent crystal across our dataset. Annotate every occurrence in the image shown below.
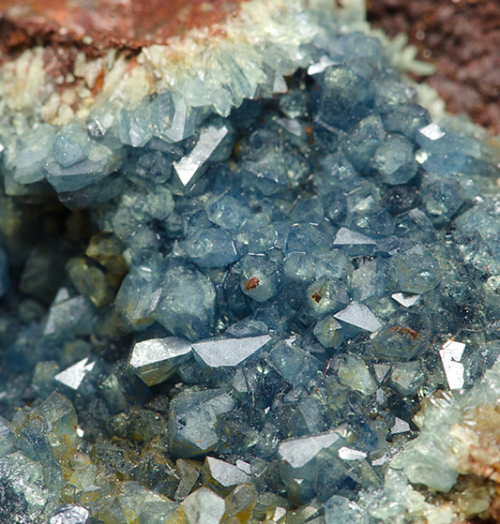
[184,488,225,524]
[152,266,216,341]
[43,290,95,339]
[239,254,280,303]
[118,100,153,148]
[45,143,120,192]
[372,326,423,360]
[345,114,386,173]
[0,417,14,458]
[337,355,377,396]
[388,361,425,395]
[314,65,375,130]
[313,317,343,348]
[14,125,56,184]
[372,133,417,185]
[390,244,441,294]
[325,495,368,524]
[169,389,236,457]
[206,193,251,232]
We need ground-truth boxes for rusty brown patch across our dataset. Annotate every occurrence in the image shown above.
[244,276,260,290]
[311,292,322,303]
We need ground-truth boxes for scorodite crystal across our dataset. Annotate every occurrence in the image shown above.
[1,0,500,523]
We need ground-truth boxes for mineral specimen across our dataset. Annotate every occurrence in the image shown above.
[1,0,500,523]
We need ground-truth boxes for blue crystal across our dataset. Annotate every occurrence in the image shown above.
[314,65,375,130]
[53,124,91,168]
[206,193,251,231]
[0,247,9,298]
[373,133,418,185]
[344,114,385,172]
[118,100,154,148]
[152,265,216,341]
[180,227,240,268]
[270,342,319,386]
[14,126,56,184]
[390,243,441,294]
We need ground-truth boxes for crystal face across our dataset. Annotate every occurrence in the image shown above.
[1,0,500,523]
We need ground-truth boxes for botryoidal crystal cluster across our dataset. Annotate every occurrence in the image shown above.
[2,0,500,523]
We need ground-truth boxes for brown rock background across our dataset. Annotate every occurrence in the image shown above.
[367,0,500,135]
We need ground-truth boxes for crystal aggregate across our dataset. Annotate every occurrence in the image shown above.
[1,1,500,523]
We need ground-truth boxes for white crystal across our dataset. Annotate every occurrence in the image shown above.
[204,457,251,487]
[334,302,382,332]
[173,125,229,186]
[418,123,445,141]
[439,340,466,390]
[192,335,271,368]
[391,292,421,308]
[50,506,90,524]
[55,358,95,390]
[129,336,192,386]
[333,227,376,246]
[391,417,411,434]
[278,432,340,468]
[338,447,367,461]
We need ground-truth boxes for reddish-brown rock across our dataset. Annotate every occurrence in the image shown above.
[0,0,245,57]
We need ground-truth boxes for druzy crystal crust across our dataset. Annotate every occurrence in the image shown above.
[1,0,500,523]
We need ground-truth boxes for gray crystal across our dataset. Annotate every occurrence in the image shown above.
[192,335,271,368]
[334,302,382,333]
[129,337,192,386]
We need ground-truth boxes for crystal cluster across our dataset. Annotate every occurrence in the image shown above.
[1,0,500,523]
